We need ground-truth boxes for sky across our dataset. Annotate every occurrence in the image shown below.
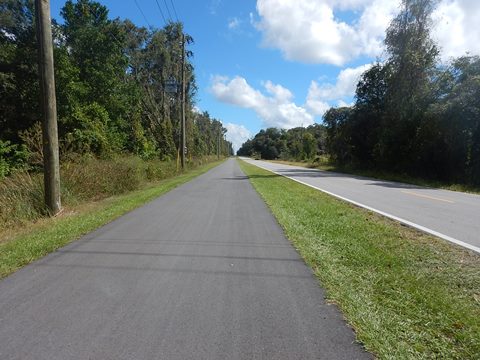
[49,0,480,151]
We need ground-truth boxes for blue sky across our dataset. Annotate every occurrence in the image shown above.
[50,0,480,150]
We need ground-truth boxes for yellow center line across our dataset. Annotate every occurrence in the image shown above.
[401,190,455,204]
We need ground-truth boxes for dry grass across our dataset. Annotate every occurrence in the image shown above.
[0,155,220,232]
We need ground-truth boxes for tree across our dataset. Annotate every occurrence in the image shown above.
[324,107,353,165]
[349,63,391,166]
[313,0,479,186]
[379,0,439,170]
[427,56,480,183]
[237,125,326,161]
[0,0,39,141]
[59,0,130,154]
[302,132,316,160]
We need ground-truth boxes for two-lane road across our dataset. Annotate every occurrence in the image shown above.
[241,158,480,253]
[0,159,369,360]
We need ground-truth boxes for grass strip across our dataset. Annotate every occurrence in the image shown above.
[239,159,480,359]
[0,160,223,279]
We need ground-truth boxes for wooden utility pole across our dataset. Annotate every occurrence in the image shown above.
[180,34,186,169]
[35,0,61,215]
[217,127,220,160]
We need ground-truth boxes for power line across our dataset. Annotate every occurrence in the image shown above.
[154,0,167,24]
[133,0,151,28]
[162,0,173,22]
[169,0,179,22]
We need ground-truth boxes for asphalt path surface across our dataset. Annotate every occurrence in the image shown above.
[0,159,370,360]
[241,158,480,253]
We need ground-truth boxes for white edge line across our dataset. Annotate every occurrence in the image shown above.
[243,159,480,255]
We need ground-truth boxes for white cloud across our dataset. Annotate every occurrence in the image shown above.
[254,0,480,66]
[211,75,313,129]
[263,80,293,102]
[337,99,354,107]
[224,123,252,151]
[228,17,241,30]
[306,63,372,115]
[304,90,330,117]
[255,0,398,65]
[211,75,261,109]
[432,0,480,61]
[211,66,370,126]
[356,0,399,56]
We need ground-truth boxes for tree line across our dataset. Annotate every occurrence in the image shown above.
[238,0,480,186]
[0,0,233,177]
[237,125,325,161]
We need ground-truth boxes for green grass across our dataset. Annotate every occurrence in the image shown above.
[268,158,480,194]
[0,160,223,279]
[239,159,480,359]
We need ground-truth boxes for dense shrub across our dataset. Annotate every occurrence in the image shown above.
[0,140,29,179]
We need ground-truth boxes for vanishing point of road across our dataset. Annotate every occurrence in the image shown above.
[242,158,480,253]
[0,159,370,360]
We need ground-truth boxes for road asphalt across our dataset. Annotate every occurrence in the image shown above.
[0,158,370,360]
[241,158,480,253]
